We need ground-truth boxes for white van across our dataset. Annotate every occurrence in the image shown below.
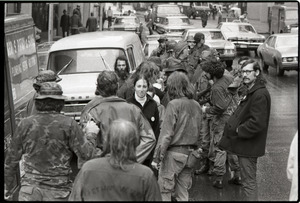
[47,31,145,120]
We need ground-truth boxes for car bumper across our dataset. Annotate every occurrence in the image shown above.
[281,62,298,70]
[233,42,263,50]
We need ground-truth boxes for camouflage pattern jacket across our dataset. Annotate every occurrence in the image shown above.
[80,95,156,164]
[5,112,100,192]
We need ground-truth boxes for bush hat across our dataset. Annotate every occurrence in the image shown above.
[35,82,66,100]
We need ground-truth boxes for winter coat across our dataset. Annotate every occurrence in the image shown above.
[218,79,271,157]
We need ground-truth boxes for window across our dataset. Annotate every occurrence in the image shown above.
[48,49,126,74]
[127,47,136,71]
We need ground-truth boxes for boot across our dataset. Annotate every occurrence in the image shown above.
[213,175,224,189]
[194,158,209,175]
[228,170,242,185]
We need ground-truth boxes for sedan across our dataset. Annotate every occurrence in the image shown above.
[217,22,265,53]
[257,33,298,76]
[182,28,237,67]
[143,33,183,58]
[155,16,195,34]
[110,16,140,32]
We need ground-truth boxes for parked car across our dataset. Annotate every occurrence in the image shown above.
[177,2,210,19]
[110,16,140,32]
[143,33,182,58]
[217,22,265,53]
[46,31,145,120]
[121,4,136,16]
[155,16,195,34]
[153,4,186,25]
[257,33,298,76]
[182,28,237,67]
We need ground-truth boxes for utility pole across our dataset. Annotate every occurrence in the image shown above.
[48,3,53,42]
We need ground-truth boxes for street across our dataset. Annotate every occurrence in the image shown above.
[136,11,298,201]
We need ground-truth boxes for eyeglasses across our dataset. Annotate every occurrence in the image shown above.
[241,70,255,75]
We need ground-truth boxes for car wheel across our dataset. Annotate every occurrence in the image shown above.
[275,61,284,76]
[261,56,269,71]
[225,60,233,68]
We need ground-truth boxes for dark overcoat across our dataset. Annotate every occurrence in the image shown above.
[218,78,271,157]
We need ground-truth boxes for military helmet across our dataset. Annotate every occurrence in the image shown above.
[166,40,177,53]
[194,32,205,43]
[35,82,66,100]
[186,35,195,42]
[174,41,188,58]
[34,70,62,84]
[158,35,168,43]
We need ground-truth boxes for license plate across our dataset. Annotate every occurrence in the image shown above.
[240,45,247,48]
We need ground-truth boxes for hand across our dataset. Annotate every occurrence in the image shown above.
[151,161,160,170]
[201,105,207,113]
[4,190,12,201]
[85,120,100,134]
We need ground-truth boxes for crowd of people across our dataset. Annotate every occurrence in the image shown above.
[5,29,275,201]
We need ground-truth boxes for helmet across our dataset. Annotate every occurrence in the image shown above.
[166,40,177,53]
[35,82,66,100]
[158,35,168,43]
[194,32,205,43]
[186,35,195,42]
[174,41,188,58]
[34,70,62,84]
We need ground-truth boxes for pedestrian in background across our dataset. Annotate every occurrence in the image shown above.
[74,5,82,23]
[287,131,298,201]
[152,71,203,201]
[151,35,168,57]
[217,9,223,25]
[70,9,82,35]
[80,71,156,164]
[60,9,70,37]
[201,11,208,28]
[5,82,100,201]
[114,55,130,90]
[200,59,239,189]
[219,59,271,200]
[69,119,162,201]
[25,70,62,117]
[86,12,97,32]
[107,6,113,28]
[146,9,154,35]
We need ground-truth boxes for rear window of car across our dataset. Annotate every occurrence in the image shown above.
[157,6,181,14]
[48,48,126,74]
[188,31,224,40]
[115,18,139,24]
[167,18,191,25]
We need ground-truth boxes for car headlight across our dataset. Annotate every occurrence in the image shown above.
[282,57,287,62]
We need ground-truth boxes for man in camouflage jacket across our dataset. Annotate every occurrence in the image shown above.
[5,82,100,201]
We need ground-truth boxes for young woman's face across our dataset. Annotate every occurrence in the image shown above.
[135,78,148,98]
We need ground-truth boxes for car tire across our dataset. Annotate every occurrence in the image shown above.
[225,60,233,68]
[261,56,269,71]
[275,61,284,76]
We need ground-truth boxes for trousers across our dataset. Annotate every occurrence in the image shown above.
[238,156,258,201]
[158,151,192,201]
[18,185,70,201]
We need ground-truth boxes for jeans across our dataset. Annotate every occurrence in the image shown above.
[158,151,192,201]
[18,185,70,201]
[238,156,258,201]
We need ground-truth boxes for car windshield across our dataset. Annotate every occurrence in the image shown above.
[188,31,224,40]
[168,18,191,25]
[195,2,209,7]
[285,10,298,20]
[157,6,181,14]
[115,18,138,24]
[48,49,126,74]
[276,35,298,48]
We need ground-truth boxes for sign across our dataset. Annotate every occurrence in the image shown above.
[5,27,39,108]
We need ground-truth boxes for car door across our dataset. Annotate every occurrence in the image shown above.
[261,36,275,65]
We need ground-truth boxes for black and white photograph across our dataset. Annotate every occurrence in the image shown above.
[4,1,298,201]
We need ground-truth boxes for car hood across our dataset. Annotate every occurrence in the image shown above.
[277,46,298,57]
[206,40,235,49]
[165,25,196,29]
[223,31,264,40]
[112,24,138,28]
[58,73,99,100]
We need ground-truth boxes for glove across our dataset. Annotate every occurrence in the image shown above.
[84,120,100,135]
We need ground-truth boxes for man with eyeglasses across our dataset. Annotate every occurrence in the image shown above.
[219,59,271,201]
